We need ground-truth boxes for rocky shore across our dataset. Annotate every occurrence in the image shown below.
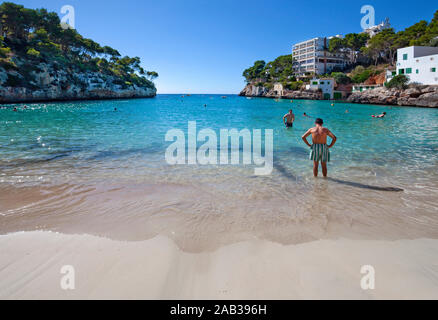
[239,84,321,100]
[0,61,156,104]
[347,85,438,108]
[240,83,438,108]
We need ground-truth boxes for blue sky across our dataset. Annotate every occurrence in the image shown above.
[12,0,438,93]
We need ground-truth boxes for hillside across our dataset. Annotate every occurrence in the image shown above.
[240,10,438,104]
[0,2,157,103]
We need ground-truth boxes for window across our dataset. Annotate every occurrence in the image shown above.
[320,81,324,84]
[403,54,408,60]
[312,81,318,85]
[399,69,405,75]
[416,69,419,74]
[392,71,396,76]
[431,68,437,72]
[406,68,412,74]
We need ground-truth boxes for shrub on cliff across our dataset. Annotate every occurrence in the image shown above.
[351,67,373,83]
[284,81,303,91]
[331,72,352,85]
[26,48,40,58]
[385,75,409,89]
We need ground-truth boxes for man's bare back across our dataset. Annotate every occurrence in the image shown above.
[309,126,331,145]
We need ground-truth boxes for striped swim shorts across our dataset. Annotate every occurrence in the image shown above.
[310,144,330,163]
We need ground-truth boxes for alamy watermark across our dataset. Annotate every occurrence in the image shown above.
[60,5,75,30]
[361,5,375,30]
[60,265,75,290]
[165,121,273,176]
[360,265,376,290]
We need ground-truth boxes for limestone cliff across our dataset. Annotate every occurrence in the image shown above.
[0,58,156,104]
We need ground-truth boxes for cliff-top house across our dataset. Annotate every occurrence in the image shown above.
[362,18,391,38]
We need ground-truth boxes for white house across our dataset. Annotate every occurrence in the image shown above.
[273,83,284,96]
[362,18,391,38]
[352,84,382,93]
[386,68,396,83]
[396,46,438,85]
[306,78,335,99]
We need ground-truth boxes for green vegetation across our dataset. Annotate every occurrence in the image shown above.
[330,72,352,85]
[385,75,409,89]
[242,55,303,90]
[242,60,266,83]
[0,2,157,89]
[329,33,369,63]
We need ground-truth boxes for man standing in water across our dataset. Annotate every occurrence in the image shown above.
[283,110,295,128]
[302,118,337,177]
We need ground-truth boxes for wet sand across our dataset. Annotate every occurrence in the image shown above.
[1,231,437,300]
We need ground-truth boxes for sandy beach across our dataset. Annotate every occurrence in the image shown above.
[1,231,437,300]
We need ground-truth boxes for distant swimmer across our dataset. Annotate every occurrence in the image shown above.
[303,112,311,118]
[302,118,337,178]
[114,108,117,111]
[283,109,295,128]
[345,110,349,114]
[204,104,207,108]
[13,107,17,112]
[372,112,387,118]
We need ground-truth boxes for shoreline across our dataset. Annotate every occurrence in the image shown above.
[241,95,436,109]
[1,231,437,299]
[0,94,157,105]
[239,84,438,108]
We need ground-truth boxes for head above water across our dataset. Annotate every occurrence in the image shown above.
[315,118,324,126]
[383,112,387,115]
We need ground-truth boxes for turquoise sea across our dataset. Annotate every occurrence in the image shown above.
[1,95,438,251]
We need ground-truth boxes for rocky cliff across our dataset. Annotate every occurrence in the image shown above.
[347,86,438,108]
[239,84,321,100]
[0,59,156,104]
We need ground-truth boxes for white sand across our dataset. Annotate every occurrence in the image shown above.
[0,231,437,300]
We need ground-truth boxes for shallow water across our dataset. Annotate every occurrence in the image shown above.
[1,95,438,252]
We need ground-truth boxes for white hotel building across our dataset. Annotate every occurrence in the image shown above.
[292,36,350,76]
[396,46,438,85]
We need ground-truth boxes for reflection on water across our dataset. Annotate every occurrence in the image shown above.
[1,95,438,251]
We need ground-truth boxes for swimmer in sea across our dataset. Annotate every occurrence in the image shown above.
[372,112,386,118]
[303,112,311,118]
[283,109,295,128]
